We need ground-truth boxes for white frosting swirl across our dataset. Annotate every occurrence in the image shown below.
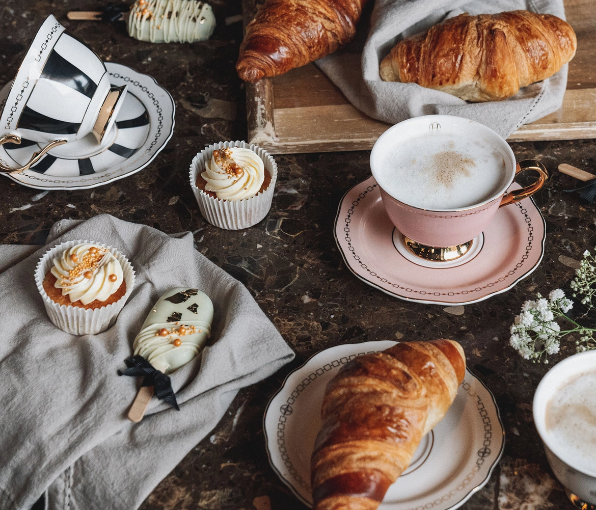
[201,147,265,201]
[128,0,216,43]
[50,244,124,305]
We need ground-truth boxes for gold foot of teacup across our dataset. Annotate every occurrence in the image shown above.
[404,236,474,262]
[566,491,596,510]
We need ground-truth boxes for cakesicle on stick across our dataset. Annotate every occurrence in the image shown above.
[128,0,216,43]
[68,0,216,43]
[122,287,214,422]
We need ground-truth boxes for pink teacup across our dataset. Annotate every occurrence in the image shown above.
[370,115,547,260]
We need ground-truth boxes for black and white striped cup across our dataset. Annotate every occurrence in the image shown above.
[0,14,127,174]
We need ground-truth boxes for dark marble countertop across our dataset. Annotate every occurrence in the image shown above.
[2,2,594,509]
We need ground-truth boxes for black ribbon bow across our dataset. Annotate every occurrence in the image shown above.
[101,3,129,22]
[564,179,596,205]
[118,355,180,411]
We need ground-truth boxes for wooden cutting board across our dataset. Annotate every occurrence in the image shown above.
[243,0,596,154]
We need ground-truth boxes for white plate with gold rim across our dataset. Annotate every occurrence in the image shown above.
[264,341,505,510]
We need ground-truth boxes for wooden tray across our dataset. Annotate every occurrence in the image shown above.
[244,0,596,154]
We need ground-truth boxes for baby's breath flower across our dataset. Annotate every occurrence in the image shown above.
[509,333,522,349]
[540,309,554,321]
[545,337,560,355]
[510,280,595,362]
[559,298,573,313]
[520,310,534,327]
[570,249,596,308]
[518,344,533,360]
[536,299,549,314]
[522,300,537,312]
[549,289,565,302]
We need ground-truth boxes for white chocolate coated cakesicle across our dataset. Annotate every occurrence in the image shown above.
[133,287,213,375]
[128,287,213,422]
[128,0,216,43]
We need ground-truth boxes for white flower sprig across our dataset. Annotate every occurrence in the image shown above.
[510,249,596,363]
[570,250,596,307]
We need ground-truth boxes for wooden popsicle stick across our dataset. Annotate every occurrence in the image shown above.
[67,11,103,20]
[558,163,596,182]
[224,14,244,25]
[128,385,154,423]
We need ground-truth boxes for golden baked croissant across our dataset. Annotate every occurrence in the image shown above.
[311,339,466,510]
[236,0,369,82]
[380,11,577,102]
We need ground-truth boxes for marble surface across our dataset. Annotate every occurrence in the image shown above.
[1,2,593,509]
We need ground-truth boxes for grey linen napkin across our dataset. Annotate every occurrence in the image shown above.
[0,214,295,510]
[316,0,567,139]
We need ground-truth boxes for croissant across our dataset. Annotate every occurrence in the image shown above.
[379,11,577,102]
[236,0,369,83]
[311,339,466,510]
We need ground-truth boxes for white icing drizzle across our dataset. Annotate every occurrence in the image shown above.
[128,0,216,43]
[132,288,214,374]
[201,147,265,201]
[50,244,124,305]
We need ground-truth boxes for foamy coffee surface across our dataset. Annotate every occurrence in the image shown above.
[376,133,509,210]
[545,370,596,474]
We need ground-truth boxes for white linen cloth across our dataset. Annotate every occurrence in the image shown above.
[0,214,295,510]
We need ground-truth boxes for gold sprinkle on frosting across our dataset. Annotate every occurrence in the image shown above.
[64,247,108,285]
[213,148,243,178]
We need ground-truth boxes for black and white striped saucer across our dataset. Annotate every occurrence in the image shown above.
[0,62,174,190]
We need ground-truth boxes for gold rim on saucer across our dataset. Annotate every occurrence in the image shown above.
[403,236,474,262]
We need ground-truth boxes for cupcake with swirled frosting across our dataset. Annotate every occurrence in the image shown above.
[190,141,277,230]
[36,241,135,335]
[43,244,126,309]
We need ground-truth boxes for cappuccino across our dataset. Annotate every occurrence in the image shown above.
[545,369,596,474]
[375,133,510,210]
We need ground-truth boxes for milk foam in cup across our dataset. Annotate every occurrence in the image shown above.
[370,115,548,248]
[533,350,596,506]
[376,132,510,210]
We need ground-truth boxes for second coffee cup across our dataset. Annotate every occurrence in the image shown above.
[370,115,547,258]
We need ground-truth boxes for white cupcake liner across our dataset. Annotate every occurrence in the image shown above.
[35,240,136,335]
[189,140,278,230]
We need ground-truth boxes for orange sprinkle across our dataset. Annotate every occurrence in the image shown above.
[109,274,117,282]
[159,328,169,336]
[66,246,107,283]
[173,339,182,347]
[213,149,243,178]
[83,271,93,279]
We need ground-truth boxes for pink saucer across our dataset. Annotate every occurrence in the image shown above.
[334,176,546,305]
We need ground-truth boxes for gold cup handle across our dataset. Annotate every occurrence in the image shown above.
[0,134,67,175]
[499,159,548,208]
